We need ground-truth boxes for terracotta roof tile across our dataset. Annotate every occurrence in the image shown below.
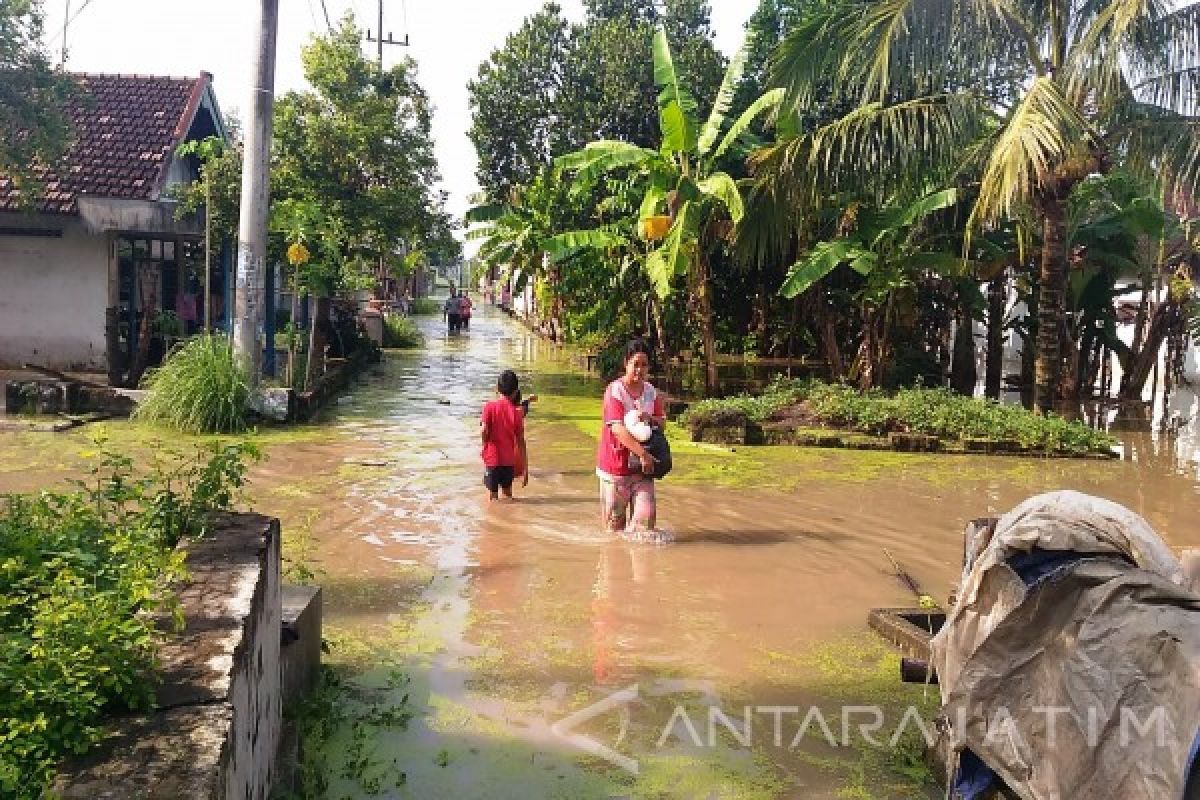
[0,72,205,214]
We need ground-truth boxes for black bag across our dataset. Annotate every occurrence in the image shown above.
[644,428,672,479]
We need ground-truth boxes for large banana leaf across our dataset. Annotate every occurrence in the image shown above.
[645,250,673,300]
[542,229,628,259]
[711,88,785,162]
[647,201,696,298]
[652,28,697,153]
[898,188,959,227]
[697,33,752,156]
[556,141,658,192]
[696,172,744,226]
[638,183,669,236]
[780,239,862,298]
[464,202,509,224]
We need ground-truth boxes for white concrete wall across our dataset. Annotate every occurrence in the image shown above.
[0,219,108,370]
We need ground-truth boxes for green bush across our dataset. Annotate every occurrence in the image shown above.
[682,380,1117,454]
[134,334,250,433]
[409,297,440,315]
[680,377,806,428]
[382,315,423,349]
[0,442,257,798]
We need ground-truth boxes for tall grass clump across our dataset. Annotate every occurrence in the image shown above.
[134,334,250,433]
[409,297,440,315]
[382,314,423,348]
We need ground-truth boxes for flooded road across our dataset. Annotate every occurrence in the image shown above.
[256,304,1200,799]
[3,303,1199,798]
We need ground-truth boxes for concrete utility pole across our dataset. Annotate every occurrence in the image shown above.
[232,0,279,384]
[365,0,410,67]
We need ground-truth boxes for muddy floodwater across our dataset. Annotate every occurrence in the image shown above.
[3,305,1199,799]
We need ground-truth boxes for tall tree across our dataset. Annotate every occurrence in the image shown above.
[770,0,1200,413]
[467,3,571,199]
[0,0,72,198]
[467,0,727,200]
[273,15,451,380]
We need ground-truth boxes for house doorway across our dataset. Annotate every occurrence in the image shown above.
[114,236,181,384]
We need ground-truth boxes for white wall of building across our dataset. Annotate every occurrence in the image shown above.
[0,219,109,370]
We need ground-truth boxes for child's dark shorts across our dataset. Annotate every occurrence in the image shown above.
[483,466,516,493]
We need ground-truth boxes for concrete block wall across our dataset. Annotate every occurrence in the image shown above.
[55,513,284,800]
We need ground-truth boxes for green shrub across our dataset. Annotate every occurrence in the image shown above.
[409,297,440,315]
[134,334,250,434]
[382,315,422,349]
[0,442,257,798]
[682,379,1117,454]
[680,377,806,428]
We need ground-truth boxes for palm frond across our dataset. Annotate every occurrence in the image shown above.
[847,0,1029,102]
[806,93,987,200]
[972,76,1089,226]
[1111,103,1200,199]
[770,0,860,113]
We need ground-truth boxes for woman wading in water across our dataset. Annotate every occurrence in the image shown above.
[596,339,671,542]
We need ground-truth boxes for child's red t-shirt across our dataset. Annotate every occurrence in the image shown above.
[481,397,524,467]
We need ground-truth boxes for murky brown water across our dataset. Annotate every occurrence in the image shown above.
[4,303,1199,798]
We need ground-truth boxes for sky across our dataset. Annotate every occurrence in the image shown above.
[40,0,760,256]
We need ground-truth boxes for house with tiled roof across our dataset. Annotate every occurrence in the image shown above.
[0,71,229,380]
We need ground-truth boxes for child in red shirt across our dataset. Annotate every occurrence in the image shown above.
[480,370,528,501]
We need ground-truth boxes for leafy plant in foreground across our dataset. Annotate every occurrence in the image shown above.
[0,441,257,797]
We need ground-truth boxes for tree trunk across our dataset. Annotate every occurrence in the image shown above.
[1118,298,1181,402]
[305,294,331,392]
[854,304,888,390]
[650,296,669,366]
[696,256,718,396]
[985,273,1006,399]
[950,308,977,396]
[1034,199,1069,413]
[752,280,769,356]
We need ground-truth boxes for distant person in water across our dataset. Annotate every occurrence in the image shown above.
[481,370,528,501]
[596,339,670,540]
[460,292,473,330]
[443,291,461,333]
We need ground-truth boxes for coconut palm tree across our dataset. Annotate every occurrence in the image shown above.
[768,0,1200,412]
[549,28,782,393]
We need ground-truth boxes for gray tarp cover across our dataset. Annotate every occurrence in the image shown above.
[930,490,1200,800]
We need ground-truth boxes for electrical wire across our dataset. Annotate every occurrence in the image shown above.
[47,0,97,49]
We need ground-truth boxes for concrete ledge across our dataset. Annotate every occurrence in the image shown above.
[55,512,283,800]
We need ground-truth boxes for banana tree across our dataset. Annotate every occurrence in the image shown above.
[779,188,963,388]
[549,28,783,394]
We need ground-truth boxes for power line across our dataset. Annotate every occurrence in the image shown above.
[49,0,99,64]
[305,0,318,30]
[319,0,333,30]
